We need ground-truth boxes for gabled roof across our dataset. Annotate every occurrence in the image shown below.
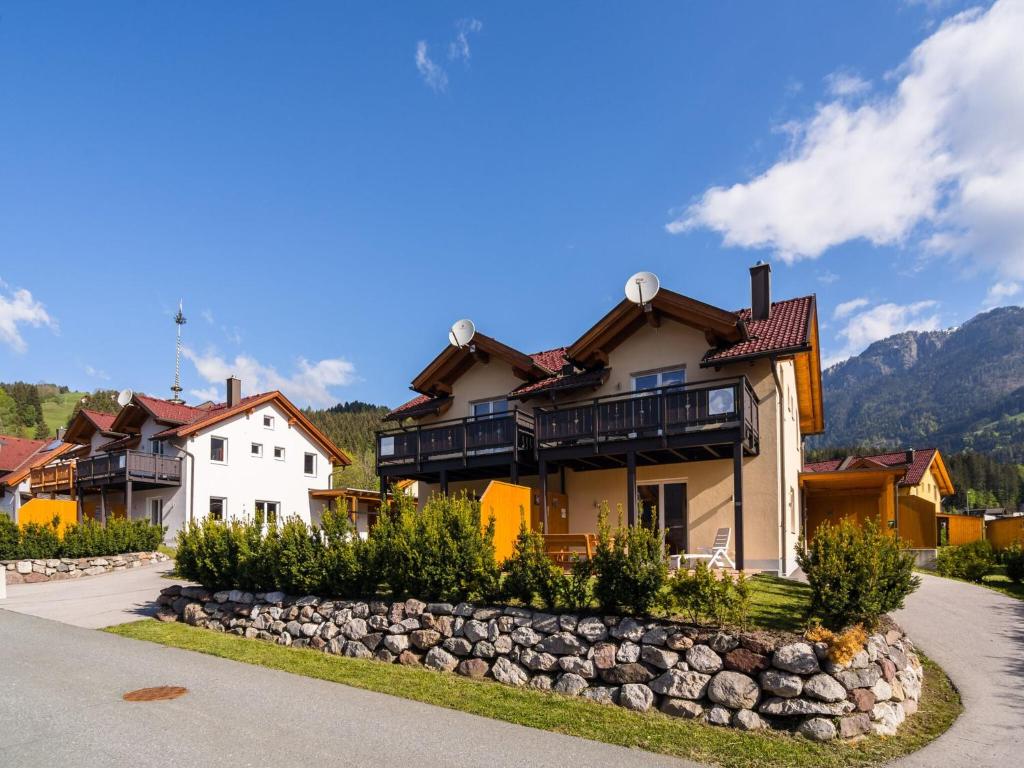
[65,408,124,445]
[136,391,350,466]
[702,296,815,364]
[568,289,748,369]
[803,448,954,495]
[0,434,48,472]
[0,440,78,487]
[385,394,454,421]
[410,332,558,398]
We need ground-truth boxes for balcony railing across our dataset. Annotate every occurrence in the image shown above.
[76,450,183,486]
[30,463,75,494]
[534,376,759,454]
[377,410,535,467]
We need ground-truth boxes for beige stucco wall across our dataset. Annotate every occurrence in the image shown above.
[416,357,528,426]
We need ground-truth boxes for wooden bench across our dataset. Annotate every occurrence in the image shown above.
[542,534,597,569]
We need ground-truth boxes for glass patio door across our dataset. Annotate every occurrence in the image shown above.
[636,482,688,555]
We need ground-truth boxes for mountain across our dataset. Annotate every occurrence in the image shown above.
[0,382,117,438]
[304,401,391,490]
[811,306,1024,463]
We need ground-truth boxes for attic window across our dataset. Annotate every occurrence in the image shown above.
[263,415,274,429]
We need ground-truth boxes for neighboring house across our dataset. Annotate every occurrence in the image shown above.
[800,448,962,554]
[376,264,823,575]
[0,434,76,520]
[28,377,349,543]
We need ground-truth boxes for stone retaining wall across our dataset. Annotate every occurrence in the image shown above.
[3,551,170,584]
[157,587,923,741]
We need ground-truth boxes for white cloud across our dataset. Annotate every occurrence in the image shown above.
[825,300,942,367]
[190,386,220,402]
[817,270,840,284]
[183,348,356,408]
[201,309,214,324]
[415,41,448,92]
[0,283,56,353]
[670,0,1024,282]
[984,280,1021,307]
[824,70,871,98]
[449,18,482,61]
[84,365,110,381]
[833,297,870,319]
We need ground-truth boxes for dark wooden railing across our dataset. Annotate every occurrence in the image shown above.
[377,410,535,467]
[534,376,759,453]
[76,450,183,486]
[30,463,75,493]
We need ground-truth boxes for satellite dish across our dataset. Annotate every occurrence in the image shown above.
[116,389,134,408]
[625,272,661,306]
[449,319,476,349]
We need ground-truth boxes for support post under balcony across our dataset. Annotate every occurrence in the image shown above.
[539,457,548,533]
[626,451,637,525]
[733,441,745,570]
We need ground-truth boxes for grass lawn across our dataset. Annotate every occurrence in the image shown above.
[107,620,960,768]
[745,575,812,633]
[40,390,86,435]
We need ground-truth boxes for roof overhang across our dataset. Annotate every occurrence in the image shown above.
[927,450,955,496]
[384,396,453,422]
[410,332,554,397]
[567,289,747,369]
[65,409,125,445]
[800,465,905,491]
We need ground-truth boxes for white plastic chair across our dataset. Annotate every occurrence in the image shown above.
[680,528,735,569]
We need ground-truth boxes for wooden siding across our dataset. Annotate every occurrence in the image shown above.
[480,481,532,562]
[937,513,985,546]
[986,516,1024,550]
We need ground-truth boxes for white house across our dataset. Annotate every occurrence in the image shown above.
[55,377,349,543]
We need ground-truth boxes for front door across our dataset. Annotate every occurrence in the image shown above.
[637,482,688,555]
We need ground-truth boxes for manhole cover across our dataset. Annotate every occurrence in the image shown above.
[123,686,188,702]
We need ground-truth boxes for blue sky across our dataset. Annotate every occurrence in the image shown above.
[2,1,1021,408]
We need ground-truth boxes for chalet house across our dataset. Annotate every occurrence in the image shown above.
[21,378,349,543]
[377,264,823,575]
[0,434,76,518]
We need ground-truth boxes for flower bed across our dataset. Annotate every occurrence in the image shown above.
[3,551,170,583]
[156,586,923,741]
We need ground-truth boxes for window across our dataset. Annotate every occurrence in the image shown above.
[273,446,285,461]
[149,439,165,455]
[250,442,263,458]
[149,498,163,526]
[255,500,279,527]
[707,387,736,416]
[210,436,227,463]
[472,399,509,418]
[379,436,394,457]
[263,415,275,429]
[303,452,317,476]
[632,367,685,392]
[209,497,225,522]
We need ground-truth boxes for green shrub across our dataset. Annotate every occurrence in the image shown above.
[321,502,377,596]
[796,519,919,630]
[274,518,327,595]
[501,520,566,609]
[562,555,593,611]
[671,561,751,627]
[62,518,165,558]
[372,492,500,602]
[0,515,19,559]
[175,517,270,591]
[936,540,994,583]
[1003,542,1024,584]
[591,505,667,615]
[18,521,61,559]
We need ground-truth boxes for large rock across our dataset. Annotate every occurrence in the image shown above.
[558,656,595,678]
[839,713,872,738]
[457,658,490,678]
[619,683,655,712]
[661,698,704,719]
[616,642,641,663]
[553,673,588,696]
[611,618,645,642]
[666,633,694,652]
[871,702,906,736]
[760,669,803,698]
[576,617,608,643]
[531,613,560,633]
[536,632,586,656]
[836,665,882,691]
[491,657,529,687]
[383,634,410,655]
[707,706,732,726]
[463,620,490,643]
[343,641,372,659]
[686,644,723,674]
[803,673,847,703]
[641,646,679,670]
[759,697,852,717]
[733,709,766,731]
[473,641,497,659]
[521,649,559,672]
[600,663,655,685]
[511,627,542,646]
[410,629,441,650]
[649,669,711,699]
[442,637,472,656]
[798,717,837,742]
[424,646,459,672]
[724,648,769,675]
[591,642,617,670]
[772,643,820,675]
[851,688,876,712]
[582,686,616,705]
[183,603,207,626]
[708,671,760,709]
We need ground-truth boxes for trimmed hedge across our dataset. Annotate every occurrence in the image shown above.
[936,540,995,582]
[0,515,164,560]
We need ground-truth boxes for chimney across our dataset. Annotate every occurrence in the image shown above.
[905,448,915,465]
[750,261,772,321]
[227,376,241,408]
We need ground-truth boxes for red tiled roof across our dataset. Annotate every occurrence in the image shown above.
[148,393,267,438]
[80,409,118,431]
[0,441,77,487]
[510,367,608,399]
[803,448,940,486]
[703,296,814,364]
[529,347,569,372]
[0,434,48,472]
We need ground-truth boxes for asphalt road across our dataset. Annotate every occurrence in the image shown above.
[1,560,175,628]
[0,609,692,768]
[891,572,1024,767]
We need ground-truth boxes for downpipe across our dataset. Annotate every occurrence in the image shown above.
[771,358,788,576]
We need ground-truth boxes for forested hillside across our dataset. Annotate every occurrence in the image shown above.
[304,400,390,490]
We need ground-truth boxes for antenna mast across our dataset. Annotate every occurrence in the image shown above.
[170,300,187,403]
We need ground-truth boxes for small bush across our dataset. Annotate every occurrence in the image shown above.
[936,540,994,583]
[1003,542,1024,584]
[17,521,61,559]
[0,515,19,559]
[670,561,751,627]
[796,519,919,630]
[61,518,165,558]
[591,505,667,615]
[321,502,377,597]
[501,520,566,609]
[562,555,593,611]
[175,517,271,591]
[805,623,867,665]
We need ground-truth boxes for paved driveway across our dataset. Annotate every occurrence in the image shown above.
[1,561,175,628]
[891,573,1024,767]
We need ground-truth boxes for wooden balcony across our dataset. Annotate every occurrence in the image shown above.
[533,376,760,469]
[30,463,75,494]
[376,410,536,482]
[75,450,183,490]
